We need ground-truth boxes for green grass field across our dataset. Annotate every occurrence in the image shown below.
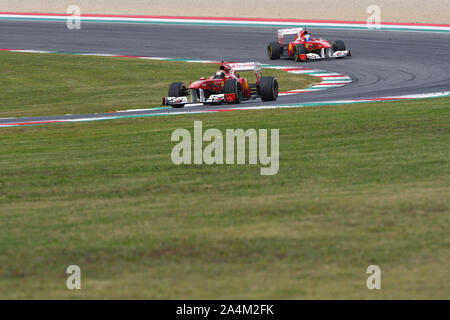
[0,51,317,118]
[0,51,449,299]
[1,94,449,299]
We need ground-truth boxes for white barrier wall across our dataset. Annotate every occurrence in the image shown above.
[0,0,449,24]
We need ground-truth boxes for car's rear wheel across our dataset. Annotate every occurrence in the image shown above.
[224,79,242,104]
[294,44,308,62]
[333,40,346,51]
[168,82,187,108]
[268,41,282,60]
[259,76,278,101]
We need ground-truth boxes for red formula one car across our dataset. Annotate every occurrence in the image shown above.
[268,27,351,62]
[162,62,278,108]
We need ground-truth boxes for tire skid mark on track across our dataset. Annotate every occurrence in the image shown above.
[398,69,417,82]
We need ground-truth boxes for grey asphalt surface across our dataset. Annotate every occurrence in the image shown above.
[1,20,449,124]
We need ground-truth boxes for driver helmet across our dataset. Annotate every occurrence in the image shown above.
[215,70,225,79]
[304,33,311,41]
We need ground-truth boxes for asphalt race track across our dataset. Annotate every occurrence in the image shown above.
[1,21,449,124]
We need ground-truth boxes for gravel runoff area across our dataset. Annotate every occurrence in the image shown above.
[1,0,449,24]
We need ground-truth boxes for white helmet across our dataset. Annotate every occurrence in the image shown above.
[214,71,225,79]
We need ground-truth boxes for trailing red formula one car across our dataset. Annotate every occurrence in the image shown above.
[162,62,278,108]
[268,27,351,62]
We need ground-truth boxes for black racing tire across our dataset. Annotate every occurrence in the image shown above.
[294,44,308,62]
[224,79,242,104]
[333,40,346,51]
[259,76,279,102]
[168,82,187,108]
[168,82,186,97]
[268,41,282,60]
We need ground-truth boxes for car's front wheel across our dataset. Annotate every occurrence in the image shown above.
[168,82,186,97]
[168,82,187,108]
[333,40,346,52]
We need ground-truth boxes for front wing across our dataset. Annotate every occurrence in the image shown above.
[299,50,351,61]
[163,93,237,107]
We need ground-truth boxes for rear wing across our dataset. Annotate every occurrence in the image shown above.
[225,62,262,72]
[277,27,304,43]
[225,62,262,83]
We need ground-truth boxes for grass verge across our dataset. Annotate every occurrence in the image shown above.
[0,51,317,118]
[0,97,449,299]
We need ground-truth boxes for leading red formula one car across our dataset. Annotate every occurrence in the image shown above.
[268,27,351,62]
[162,62,278,108]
